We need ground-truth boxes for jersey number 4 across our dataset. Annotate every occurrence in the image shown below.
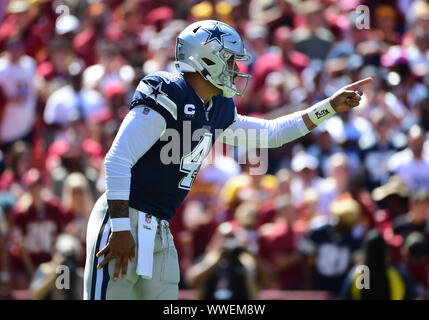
[178,133,212,190]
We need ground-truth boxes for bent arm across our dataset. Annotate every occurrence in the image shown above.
[104,107,166,217]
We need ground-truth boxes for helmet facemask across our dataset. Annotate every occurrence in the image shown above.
[211,48,251,98]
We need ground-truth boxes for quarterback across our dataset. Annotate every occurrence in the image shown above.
[83,20,372,300]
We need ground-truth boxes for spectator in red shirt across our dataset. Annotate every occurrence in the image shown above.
[72,2,107,67]
[258,195,304,289]
[250,25,309,112]
[9,168,73,289]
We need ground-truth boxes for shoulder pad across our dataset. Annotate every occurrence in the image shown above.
[130,72,182,121]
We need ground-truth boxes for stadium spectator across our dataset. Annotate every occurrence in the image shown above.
[393,190,429,241]
[290,151,321,206]
[185,221,260,300]
[258,195,305,289]
[292,0,334,61]
[255,168,292,228]
[0,140,31,199]
[61,172,94,266]
[299,197,363,296]
[389,125,429,193]
[307,124,342,178]
[43,62,107,128]
[371,175,410,236]
[0,36,37,151]
[316,152,351,216]
[29,233,84,300]
[400,232,429,299]
[341,229,418,300]
[361,107,398,190]
[8,168,73,289]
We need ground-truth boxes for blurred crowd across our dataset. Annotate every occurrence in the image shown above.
[0,0,429,300]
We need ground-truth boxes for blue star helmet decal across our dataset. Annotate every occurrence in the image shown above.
[202,23,231,46]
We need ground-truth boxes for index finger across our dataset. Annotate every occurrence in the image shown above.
[343,77,373,91]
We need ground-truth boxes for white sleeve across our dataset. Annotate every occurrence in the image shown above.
[104,107,166,200]
[218,110,310,148]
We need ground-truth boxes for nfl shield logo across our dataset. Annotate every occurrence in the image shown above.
[143,107,150,115]
[145,214,152,224]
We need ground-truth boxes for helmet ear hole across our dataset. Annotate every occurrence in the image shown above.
[202,58,215,66]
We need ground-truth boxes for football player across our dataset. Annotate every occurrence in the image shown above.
[83,20,372,300]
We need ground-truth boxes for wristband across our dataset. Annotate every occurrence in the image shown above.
[110,218,131,232]
[307,99,336,126]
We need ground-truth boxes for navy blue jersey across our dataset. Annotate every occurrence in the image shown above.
[128,71,236,221]
[300,222,363,294]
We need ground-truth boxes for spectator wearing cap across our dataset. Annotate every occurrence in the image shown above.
[299,197,363,296]
[341,229,418,300]
[388,125,429,194]
[8,168,73,290]
[371,175,410,262]
[372,175,410,229]
[290,151,321,206]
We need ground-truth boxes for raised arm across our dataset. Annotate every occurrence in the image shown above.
[220,78,373,148]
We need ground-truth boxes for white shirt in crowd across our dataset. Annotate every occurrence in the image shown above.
[43,85,107,126]
[0,54,37,143]
[388,148,429,193]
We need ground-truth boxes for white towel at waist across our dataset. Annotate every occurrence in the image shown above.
[136,211,158,279]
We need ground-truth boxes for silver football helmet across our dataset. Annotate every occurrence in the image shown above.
[175,20,252,98]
